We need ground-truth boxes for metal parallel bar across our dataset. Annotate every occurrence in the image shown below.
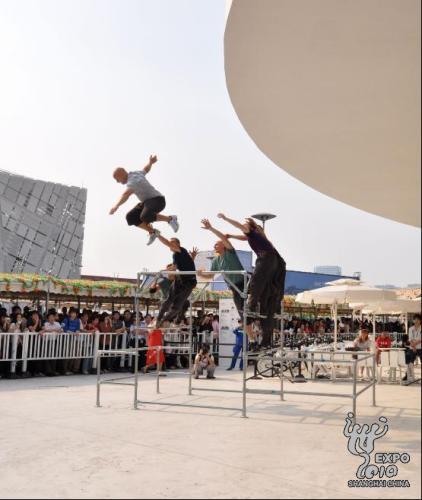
[137,400,241,412]
[136,270,248,277]
[221,273,245,298]
[246,388,353,398]
[101,381,136,387]
[355,381,376,397]
[191,387,243,394]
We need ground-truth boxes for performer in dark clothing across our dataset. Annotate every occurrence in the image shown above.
[155,235,198,325]
[218,214,286,348]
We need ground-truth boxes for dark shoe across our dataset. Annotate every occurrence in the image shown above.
[207,376,216,379]
[402,374,408,381]
[226,367,233,371]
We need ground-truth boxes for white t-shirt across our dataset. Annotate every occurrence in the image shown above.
[43,321,62,332]
[409,325,421,345]
[127,170,162,202]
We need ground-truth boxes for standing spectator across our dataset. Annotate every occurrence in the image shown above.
[123,310,134,335]
[40,311,62,376]
[27,310,44,376]
[227,320,245,371]
[83,313,100,374]
[61,308,83,375]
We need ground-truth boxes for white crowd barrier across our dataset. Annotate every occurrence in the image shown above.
[0,332,128,374]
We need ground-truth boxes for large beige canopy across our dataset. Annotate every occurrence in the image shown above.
[225,0,421,227]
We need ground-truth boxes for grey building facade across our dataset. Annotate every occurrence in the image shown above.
[0,170,86,278]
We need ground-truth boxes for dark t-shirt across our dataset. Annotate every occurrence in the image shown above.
[246,229,275,257]
[173,247,197,284]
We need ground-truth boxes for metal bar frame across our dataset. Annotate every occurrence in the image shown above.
[95,269,377,420]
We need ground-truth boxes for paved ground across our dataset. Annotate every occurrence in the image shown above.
[0,369,420,499]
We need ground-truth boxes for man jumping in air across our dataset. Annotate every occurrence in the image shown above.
[217,213,286,349]
[110,155,179,245]
[155,235,197,326]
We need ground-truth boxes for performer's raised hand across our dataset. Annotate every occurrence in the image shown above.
[217,213,226,220]
[149,154,158,165]
[189,246,199,260]
[201,218,212,230]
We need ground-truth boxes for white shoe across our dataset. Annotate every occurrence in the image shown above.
[168,215,179,233]
[147,230,160,246]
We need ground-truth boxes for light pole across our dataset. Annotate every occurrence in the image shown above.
[251,212,276,230]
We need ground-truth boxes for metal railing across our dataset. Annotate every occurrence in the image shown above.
[0,331,128,374]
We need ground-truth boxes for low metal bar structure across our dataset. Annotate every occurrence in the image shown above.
[93,269,377,420]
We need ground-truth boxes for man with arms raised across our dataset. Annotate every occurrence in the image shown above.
[155,235,197,326]
[110,154,179,245]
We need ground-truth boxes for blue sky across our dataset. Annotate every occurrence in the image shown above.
[0,0,420,286]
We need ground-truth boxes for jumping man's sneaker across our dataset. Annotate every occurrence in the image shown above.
[168,215,179,233]
[147,229,160,246]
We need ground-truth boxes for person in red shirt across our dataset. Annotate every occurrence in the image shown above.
[375,331,392,363]
[145,322,165,373]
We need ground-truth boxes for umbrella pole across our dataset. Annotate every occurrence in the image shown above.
[334,301,338,348]
[372,313,376,350]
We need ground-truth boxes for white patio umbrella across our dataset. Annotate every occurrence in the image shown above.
[296,279,397,347]
[356,298,421,339]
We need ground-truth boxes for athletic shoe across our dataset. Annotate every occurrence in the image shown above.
[168,215,179,233]
[226,367,233,371]
[147,229,160,246]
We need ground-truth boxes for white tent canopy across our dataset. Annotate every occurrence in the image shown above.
[296,279,397,347]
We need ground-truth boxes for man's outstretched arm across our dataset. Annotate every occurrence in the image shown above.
[201,218,233,249]
[157,234,180,253]
[143,154,158,174]
[110,188,134,214]
[217,213,248,232]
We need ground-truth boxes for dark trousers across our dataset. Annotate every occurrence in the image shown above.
[158,280,196,322]
[249,253,286,347]
[230,286,244,318]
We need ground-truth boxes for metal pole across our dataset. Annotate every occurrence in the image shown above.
[280,304,285,401]
[372,353,376,406]
[156,346,161,394]
[352,360,357,422]
[134,272,141,410]
[405,312,408,336]
[372,313,376,350]
[334,301,338,348]
[242,272,248,417]
[96,353,101,407]
[188,297,193,396]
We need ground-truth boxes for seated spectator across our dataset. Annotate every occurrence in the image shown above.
[353,329,372,379]
[403,314,421,383]
[375,331,392,363]
[193,344,215,379]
